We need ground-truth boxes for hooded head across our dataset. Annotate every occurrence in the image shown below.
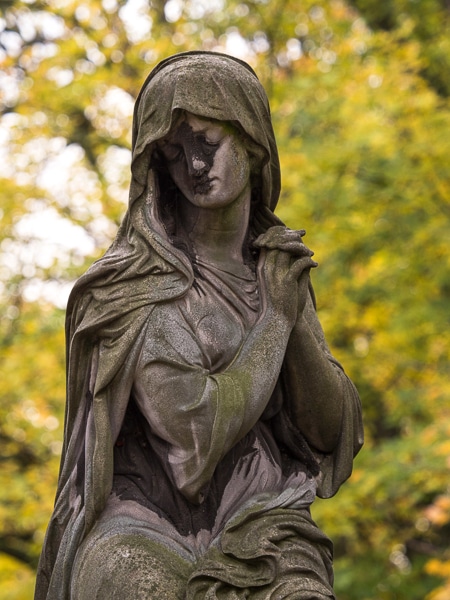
[129,51,281,216]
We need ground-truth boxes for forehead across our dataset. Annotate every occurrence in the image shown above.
[167,111,237,138]
[184,112,217,131]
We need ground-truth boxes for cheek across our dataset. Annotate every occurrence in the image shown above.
[167,161,189,190]
[219,140,250,185]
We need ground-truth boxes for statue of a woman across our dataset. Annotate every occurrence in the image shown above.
[35,51,363,600]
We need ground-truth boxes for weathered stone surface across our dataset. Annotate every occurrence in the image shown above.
[35,51,363,600]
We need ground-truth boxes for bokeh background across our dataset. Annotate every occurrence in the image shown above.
[0,0,449,598]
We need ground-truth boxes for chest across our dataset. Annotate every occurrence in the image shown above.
[177,281,253,371]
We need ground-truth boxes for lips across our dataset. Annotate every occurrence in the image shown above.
[193,175,213,195]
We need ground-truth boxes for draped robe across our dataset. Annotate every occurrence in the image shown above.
[35,52,363,600]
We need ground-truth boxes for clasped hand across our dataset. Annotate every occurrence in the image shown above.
[254,226,318,325]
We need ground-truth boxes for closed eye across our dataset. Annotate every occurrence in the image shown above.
[198,135,220,155]
[159,142,183,163]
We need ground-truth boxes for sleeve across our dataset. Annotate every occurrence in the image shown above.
[277,288,364,498]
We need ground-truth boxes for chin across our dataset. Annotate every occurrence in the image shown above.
[187,191,216,204]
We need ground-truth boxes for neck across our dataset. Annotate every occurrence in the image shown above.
[176,187,252,269]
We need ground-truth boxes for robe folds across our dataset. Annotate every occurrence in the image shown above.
[35,51,363,600]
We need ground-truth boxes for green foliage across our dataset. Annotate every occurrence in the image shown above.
[348,0,450,96]
[0,303,65,566]
[1,0,449,598]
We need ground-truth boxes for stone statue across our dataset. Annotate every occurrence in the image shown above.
[35,51,363,600]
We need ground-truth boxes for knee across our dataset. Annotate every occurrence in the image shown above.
[72,533,193,599]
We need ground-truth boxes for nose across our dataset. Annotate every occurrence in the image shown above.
[184,147,210,177]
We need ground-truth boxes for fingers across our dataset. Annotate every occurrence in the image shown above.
[256,226,318,294]
[255,227,315,280]
[254,227,312,258]
[258,246,291,275]
[254,226,305,246]
[258,249,317,286]
[263,239,313,256]
[288,255,318,281]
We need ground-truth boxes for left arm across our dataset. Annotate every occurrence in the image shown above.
[282,292,351,453]
[255,227,360,454]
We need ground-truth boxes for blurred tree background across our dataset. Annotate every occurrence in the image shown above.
[0,0,449,598]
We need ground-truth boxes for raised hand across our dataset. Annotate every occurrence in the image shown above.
[254,227,318,325]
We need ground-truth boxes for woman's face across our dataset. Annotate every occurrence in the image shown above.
[157,113,251,210]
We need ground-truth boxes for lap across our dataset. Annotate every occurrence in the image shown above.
[71,499,334,600]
